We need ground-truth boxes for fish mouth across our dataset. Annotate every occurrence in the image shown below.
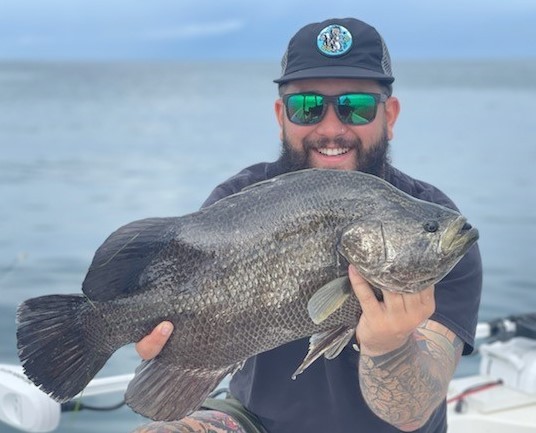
[440,216,479,255]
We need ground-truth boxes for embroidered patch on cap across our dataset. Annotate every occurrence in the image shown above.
[317,24,353,57]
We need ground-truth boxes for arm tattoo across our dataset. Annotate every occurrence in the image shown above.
[359,320,464,430]
[131,410,248,433]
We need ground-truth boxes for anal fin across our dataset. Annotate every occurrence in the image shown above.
[125,359,237,421]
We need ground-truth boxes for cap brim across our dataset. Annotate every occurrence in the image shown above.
[274,66,394,84]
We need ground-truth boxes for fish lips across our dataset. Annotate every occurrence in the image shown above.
[440,216,479,257]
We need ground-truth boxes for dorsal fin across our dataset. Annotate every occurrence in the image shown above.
[81,217,182,301]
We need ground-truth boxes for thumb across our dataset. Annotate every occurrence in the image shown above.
[348,265,381,313]
[135,321,173,360]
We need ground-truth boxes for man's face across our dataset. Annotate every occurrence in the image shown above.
[275,78,400,176]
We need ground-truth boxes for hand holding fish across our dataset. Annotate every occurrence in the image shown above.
[349,265,436,357]
[350,264,464,430]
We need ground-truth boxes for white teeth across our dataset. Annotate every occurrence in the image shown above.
[317,148,350,156]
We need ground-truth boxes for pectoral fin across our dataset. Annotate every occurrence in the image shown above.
[292,326,355,379]
[307,276,352,324]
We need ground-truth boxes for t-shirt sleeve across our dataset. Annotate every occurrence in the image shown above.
[432,243,482,354]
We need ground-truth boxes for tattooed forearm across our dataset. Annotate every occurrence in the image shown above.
[359,320,464,431]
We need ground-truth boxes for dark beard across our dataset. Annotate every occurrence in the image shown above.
[278,132,391,178]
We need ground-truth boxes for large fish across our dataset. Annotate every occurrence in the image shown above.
[16,169,478,421]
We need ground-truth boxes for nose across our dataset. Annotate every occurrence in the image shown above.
[314,103,347,137]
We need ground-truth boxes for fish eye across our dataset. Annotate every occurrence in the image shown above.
[423,220,439,233]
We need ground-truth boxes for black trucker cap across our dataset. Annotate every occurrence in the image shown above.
[274,18,394,85]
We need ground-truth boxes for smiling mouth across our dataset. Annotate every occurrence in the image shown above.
[316,147,351,157]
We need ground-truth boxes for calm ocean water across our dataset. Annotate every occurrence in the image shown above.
[1,60,535,432]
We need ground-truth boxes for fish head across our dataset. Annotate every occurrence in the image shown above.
[338,201,479,293]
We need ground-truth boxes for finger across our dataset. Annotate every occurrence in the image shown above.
[382,284,435,314]
[418,285,436,316]
[381,289,407,313]
[389,286,436,320]
[418,285,435,306]
[402,286,435,313]
[348,265,382,315]
[135,321,173,360]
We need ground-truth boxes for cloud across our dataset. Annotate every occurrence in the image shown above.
[1,1,535,59]
[142,19,244,41]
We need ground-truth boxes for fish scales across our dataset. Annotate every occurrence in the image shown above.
[134,172,367,360]
[16,168,479,421]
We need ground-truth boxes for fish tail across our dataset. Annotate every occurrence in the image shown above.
[16,294,112,402]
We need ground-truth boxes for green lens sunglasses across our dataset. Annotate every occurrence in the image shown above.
[283,92,388,126]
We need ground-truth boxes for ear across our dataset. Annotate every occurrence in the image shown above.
[275,98,285,141]
[384,96,400,141]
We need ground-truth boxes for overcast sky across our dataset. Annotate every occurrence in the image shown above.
[1,0,535,61]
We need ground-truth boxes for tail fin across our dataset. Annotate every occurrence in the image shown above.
[16,294,112,402]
